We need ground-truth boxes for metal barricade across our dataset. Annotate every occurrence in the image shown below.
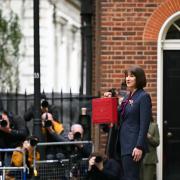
[33,141,93,180]
[0,148,27,180]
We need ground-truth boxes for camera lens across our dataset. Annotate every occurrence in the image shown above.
[44,120,52,127]
[30,138,38,146]
[41,100,49,108]
[95,156,103,163]
[74,132,81,141]
[0,120,7,127]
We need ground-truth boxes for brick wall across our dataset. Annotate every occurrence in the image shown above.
[92,0,180,151]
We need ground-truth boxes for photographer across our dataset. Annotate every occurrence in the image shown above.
[10,136,40,179]
[11,136,40,167]
[41,112,66,160]
[24,95,59,122]
[0,111,29,166]
[87,152,122,180]
[64,124,91,179]
[68,124,92,159]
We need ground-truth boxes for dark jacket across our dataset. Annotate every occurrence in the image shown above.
[63,135,92,159]
[41,120,67,159]
[87,159,122,180]
[0,114,29,148]
[106,124,121,161]
[53,128,92,159]
[119,89,151,156]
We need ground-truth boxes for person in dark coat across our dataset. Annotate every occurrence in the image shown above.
[0,111,29,166]
[104,66,151,180]
[41,112,66,160]
[67,124,92,158]
[118,65,151,180]
[87,152,122,180]
[66,124,92,179]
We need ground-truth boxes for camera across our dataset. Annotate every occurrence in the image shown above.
[44,119,52,128]
[41,99,49,108]
[0,115,7,127]
[43,113,52,128]
[95,156,103,163]
[73,132,82,141]
[29,136,39,146]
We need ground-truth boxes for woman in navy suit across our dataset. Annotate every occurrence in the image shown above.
[119,65,152,180]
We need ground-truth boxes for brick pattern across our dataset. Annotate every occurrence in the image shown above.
[92,0,180,151]
[144,0,180,41]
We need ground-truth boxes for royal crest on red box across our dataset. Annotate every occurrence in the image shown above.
[92,97,118,124]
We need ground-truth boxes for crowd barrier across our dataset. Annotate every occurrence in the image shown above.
[33,141,93,180]
[0,148,26,180]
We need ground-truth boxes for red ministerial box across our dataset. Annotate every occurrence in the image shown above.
[92,97,118,124]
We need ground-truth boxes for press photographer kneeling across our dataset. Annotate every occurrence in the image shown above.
[87,152,122,180]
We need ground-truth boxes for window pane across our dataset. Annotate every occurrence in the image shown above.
[166,19,180,39]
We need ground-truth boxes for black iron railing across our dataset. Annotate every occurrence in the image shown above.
[0,90,99,133]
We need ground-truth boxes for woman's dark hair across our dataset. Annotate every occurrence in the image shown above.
[124,65,147,89]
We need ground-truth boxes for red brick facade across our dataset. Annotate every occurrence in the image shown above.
[144,0,180,41]
[92,0,180,151]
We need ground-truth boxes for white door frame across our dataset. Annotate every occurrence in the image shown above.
[157,11,180,180]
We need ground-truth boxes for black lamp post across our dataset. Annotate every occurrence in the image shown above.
[33,0,41,139]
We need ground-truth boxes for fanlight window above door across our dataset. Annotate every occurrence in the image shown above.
[166,19,180,39]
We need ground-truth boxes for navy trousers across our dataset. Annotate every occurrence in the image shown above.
[121,155,141,180]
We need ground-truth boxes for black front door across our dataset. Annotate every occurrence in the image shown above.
[163,50,180,180]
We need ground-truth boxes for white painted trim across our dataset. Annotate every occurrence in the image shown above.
[157,11,180,180]
[162,40,180,50]
[157,37,163,180]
